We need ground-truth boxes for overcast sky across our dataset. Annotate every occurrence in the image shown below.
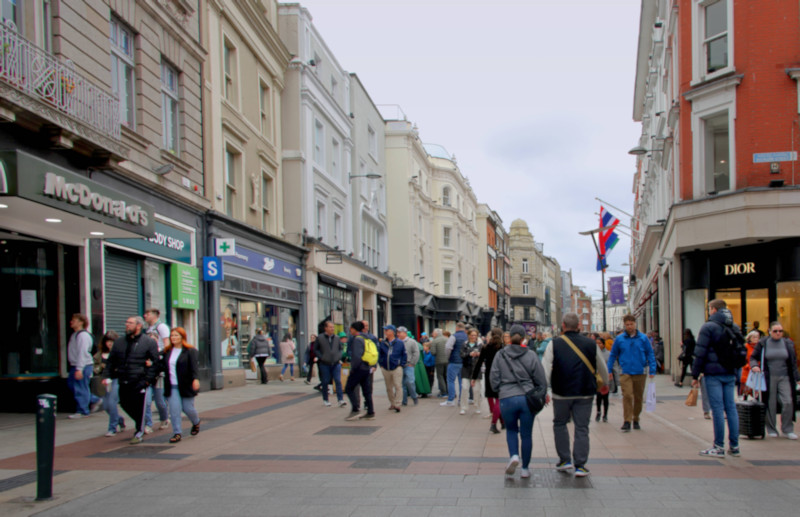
[295,0,642,301]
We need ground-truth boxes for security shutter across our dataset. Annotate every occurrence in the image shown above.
[104,250,141,335]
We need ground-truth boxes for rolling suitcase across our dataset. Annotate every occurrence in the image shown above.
[737,390,766,440]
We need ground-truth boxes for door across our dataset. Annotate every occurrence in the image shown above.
[713,287,771,335]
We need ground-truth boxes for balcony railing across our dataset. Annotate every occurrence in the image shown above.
[0,20,120,140]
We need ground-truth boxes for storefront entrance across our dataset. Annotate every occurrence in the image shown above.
[714,287,771,334]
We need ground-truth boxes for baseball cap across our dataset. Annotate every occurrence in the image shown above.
[337,332,347,338]
[509,324,527,339]
[396,326,408,333]
[383,324,397,332]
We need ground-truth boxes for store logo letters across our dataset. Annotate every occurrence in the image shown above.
[724,262,755,276]
[43,172,149,226]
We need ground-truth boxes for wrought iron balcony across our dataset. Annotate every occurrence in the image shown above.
[0,20,122,147]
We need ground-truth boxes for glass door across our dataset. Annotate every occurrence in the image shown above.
[715,288,742,328]
[744,288,769,336]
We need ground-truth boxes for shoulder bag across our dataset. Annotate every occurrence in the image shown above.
[500,350,546,415]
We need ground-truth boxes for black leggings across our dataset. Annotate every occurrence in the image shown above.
[679,361,691,384]
[596,392,609,416]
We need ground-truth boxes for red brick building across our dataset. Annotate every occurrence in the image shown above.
[630,0,800,376]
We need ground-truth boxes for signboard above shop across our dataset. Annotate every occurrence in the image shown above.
[222,244,303,282]
[108,220,194,264]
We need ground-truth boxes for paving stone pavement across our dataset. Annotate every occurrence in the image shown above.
[0,374,798,516]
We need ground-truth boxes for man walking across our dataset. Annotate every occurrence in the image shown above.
[345,321,376,421]
[429,329,448,398]
[692,299,742,457]
[441,322,468,408]
[108,316,159,444]
[67,314,102,418]
[543,313,608,477]
[379,325,407,412]
[314,321,346,408]
[398,326,420,406]
[143,308,170,432]
[607,314,656,431]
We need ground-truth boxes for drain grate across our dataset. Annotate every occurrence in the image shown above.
[314,426,380,436]
[0,470,67,493]
[350,457,411,469]
[505,469,593,489]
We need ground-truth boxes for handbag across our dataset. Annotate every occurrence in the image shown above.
[250,357,257,373]
[561,335,605,389]
[500,350,546,415]
[745,348,767,392]
[685,387,699,406]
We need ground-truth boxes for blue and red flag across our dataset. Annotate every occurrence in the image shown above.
[597,206,620,271]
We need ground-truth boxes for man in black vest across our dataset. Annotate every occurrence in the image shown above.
[542,313,608,478]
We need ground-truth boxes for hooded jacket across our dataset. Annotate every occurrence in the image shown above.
[248,334,272,357]
[692,308,742,378]
[489,345,547,400]
[608,329,657,376]
[403,337,420,366]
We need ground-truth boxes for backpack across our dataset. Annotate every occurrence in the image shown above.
[712,322,747,370]
[361,336,378,366]
[79,330,97,356]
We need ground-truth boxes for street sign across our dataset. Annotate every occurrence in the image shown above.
[215,238,236,256]
[752,151,797,163]
[203,256,223,281]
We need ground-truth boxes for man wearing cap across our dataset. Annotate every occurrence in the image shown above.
[379,325,407,412]
[441,322,468,407]
[398,326,420,406]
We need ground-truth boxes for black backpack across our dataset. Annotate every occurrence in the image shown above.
[712,322,747,370]
[79,329,97,356]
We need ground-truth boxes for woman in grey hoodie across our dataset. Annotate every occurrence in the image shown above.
[248,330,273,384]
[490,324,547,479]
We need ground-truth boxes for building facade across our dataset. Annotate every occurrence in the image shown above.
[508,219,546,335]
[630,0,800,376]
[477,204,511,333]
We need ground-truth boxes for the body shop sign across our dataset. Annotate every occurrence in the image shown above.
[0,150,154,236]
[109,221,193,264]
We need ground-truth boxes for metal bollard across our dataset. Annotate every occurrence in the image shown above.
[35,394,57,501]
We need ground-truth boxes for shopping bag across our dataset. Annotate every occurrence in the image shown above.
[250,358,257,373]
[645,381,657,412]
[745,371,766,393]
[685,387,699,407]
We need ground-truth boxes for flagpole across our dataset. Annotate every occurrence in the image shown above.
[580,225,615,333]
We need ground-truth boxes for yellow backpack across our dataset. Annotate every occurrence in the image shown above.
[361,337,378,366]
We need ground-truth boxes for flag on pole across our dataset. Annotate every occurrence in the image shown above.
[597,206,620,271]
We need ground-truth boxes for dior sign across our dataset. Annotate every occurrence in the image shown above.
[43,172,149,227]
[724,262,756,276]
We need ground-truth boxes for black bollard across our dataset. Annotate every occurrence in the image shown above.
[35,394,57,501]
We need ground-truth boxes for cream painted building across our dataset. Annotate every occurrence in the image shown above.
[279,4,391,337]
[508,219,547,333]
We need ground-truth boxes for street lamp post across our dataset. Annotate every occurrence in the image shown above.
[579,225,616,333]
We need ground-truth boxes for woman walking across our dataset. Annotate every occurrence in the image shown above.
[749,322,799,439]
[490,324,547,478]
[595,336,611,423]
[95,331,125,437]
[473,327,504,433]
[279,334,296,381]
[162,327,201,443]
[248,329,272,384]
[676,329,696,387]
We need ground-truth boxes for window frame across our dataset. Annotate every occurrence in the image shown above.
[522,258,529,274]
[110,17,136,129]
[692,0,734,84]
[258,78,271,140]
[224,144,241,218]
[313,119,325,166]
[443,270,452,295]
[222,36,237,105]
[442,186,451,207]
[261,171,273,232]
[160,60,180,155]
[442,226,451,248]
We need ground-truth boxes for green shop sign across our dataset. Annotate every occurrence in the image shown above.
[170,263,199,310]
[109,221,194,264]
[0,150,154,236]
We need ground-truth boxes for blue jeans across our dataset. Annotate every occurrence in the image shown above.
[446,363,462,402]
[68,365,100,415]
[281,363,295,376]
[103,379,125,432]
[168,385,200,435]
[704,374,739,449]
[145,383,169,427]
[319,363,343,402]
[402,366,418,405]
[500,395,535,468]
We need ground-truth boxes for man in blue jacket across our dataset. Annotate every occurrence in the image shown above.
[379,325,407,413]
[692,299,741,457]
[607,314,656,432]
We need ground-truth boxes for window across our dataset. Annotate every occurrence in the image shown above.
[703,0,727,74]
[443,227,451,247]
[314,120,324,165]
[368,125,377,158]
[331,138,340,179]
[259,80,271,139]
[330,77,337,98]
[523,281,530,295]
[110,17,135,128]
[443,270,452,295]
[41,0,53,52]
[442,187,451,207]
[223,37,237,103]
[522,258,529,273]
[333,213,342,248]
[361,220,382,268]
[261,174,273,231]
[224,147,239,217]
[704,113,729,193]
[316,201,326,240]
[161,61,179,154]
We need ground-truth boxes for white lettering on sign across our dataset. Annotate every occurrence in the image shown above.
[43,172,149,227]
[724,262,756,276]
[148,232,186,251]
[263,257,275,271]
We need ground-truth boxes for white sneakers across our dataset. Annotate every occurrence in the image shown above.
[440,401,455,407]
[787,433,798,440]
[159,419,171,430]
[505,455,520,476]
[520,468,531,478]
[323,401,332,407]
[459,409,466,415]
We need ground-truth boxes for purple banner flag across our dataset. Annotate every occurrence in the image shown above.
[608,276,625,305]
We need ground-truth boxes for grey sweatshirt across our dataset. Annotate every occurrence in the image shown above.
[489,345,547,400]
